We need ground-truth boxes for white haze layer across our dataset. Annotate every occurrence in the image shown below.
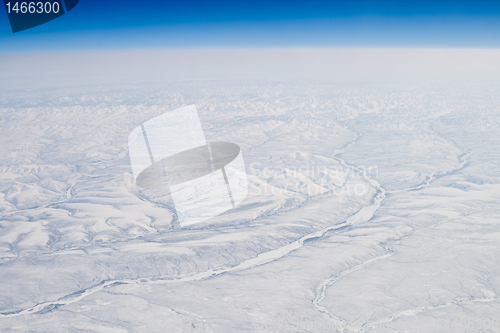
[0,49,499,332]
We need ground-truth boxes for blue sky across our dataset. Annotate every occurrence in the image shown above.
[0,0,499,53]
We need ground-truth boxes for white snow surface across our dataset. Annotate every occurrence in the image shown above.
[0,49,499,332]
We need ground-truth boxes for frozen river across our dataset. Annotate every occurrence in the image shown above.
[0,49,499,332]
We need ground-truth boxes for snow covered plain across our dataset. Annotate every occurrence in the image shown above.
[0,49,499,332]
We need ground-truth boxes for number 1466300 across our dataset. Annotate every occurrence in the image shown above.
[5,2,60,14]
